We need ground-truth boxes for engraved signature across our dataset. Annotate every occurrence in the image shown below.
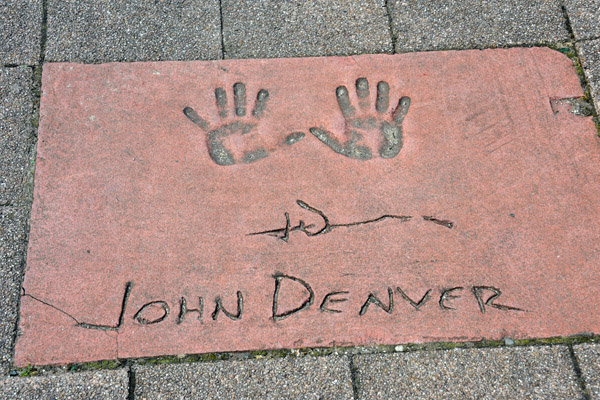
[248,200,453,242]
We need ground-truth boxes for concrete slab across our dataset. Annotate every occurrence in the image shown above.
[565,0,600,40]
[0,0,42,65]
[15,48,600,366]
[353,346,582,399]
[0,67,35,207]
[0,207,28,375]
[389,0,569,52]
[221,0,392,58]
[45,0,222,63]
[573,343,600,399]
[577,39,600,112]
[133,356,353,399]
[0,370,128,399]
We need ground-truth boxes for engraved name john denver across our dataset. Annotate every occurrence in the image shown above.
[24,275,524,332]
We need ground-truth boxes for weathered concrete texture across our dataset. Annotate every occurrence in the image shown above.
[565,0,600,40]
[16,49,600,366]
[222,0,392,58]
[0,0,42,65]
[0,370,128,399]
[133,356,353,399]
[577,39,600,112]
[354,346,582,399]
[0,67,35,207]
[573,343,600,399]
[45,0,222,63]
[0,207,29,375]
[389,0,569,52]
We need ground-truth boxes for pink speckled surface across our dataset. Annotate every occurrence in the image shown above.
[15,48,600,366]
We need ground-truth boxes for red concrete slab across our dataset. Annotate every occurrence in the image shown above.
[15,48,600,366]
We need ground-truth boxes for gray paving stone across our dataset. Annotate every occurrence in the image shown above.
[0,370,128,399]
[45,0,222,63]
[133,356,353,399]
[354,346,582,399]
[0,67,35,207]
[389,0,569,53]
[222,0,392,59]
[573,343,600,399]
[565,0,600,40]
[0,207,29,376]
[577,39,600,113]
[0,0,42,65]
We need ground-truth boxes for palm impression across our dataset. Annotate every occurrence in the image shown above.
[310,78,411,160]
[184,83,305,166]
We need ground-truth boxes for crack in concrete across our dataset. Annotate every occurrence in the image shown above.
[22,287,122,360]
[21,289,81,325]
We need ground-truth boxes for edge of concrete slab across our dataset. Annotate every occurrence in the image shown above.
[9,334,600,374]
[5,42,600,374]
[5,339,598,400]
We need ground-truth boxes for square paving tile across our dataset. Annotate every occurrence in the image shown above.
[354,346,582,399]
[222,0,392,58]
[14,48,600,366]
[0,0,42,65]
[0,370,128,399]
[133,356,353,399]
[389,0,569,52]
[564,0,600,40]
[0,67,35,207]
[45,0,222,63]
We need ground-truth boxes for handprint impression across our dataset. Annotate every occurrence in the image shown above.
[310,78,411,160]
[184,83,304,166]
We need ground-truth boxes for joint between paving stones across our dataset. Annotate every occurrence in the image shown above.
[540,40,600,133]
[554,0,600,128]
[555,1,600,129]
[9,334,600,378]
[398,41,571,54]
[127,366,136,400]
[38,0,48,65]
[383,0,397,54]
[8,231,28,377]
[559,0,577,43]
[348,355,360,399]
[218,0,226,59]
[568,344,592,400]
[561,45,600,133]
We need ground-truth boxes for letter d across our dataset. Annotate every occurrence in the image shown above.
[272,273,314,321]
